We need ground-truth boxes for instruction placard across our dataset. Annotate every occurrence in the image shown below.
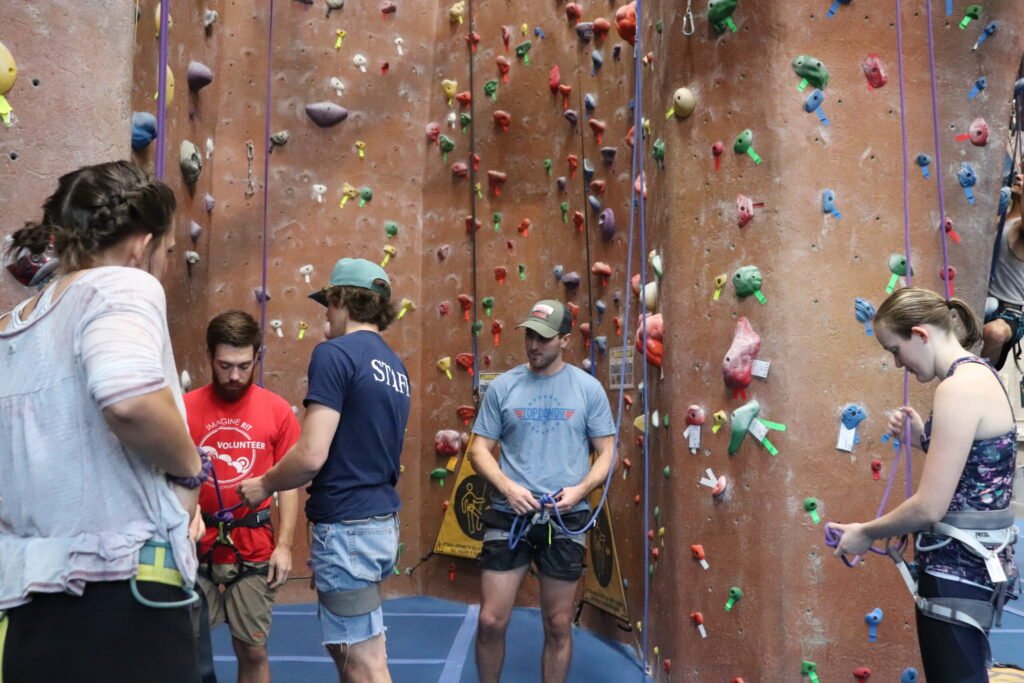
[433,437,496,559]
[582,488,629,621]
[608,347,635,390]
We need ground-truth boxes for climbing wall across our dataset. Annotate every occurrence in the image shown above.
[1,0,1022,680]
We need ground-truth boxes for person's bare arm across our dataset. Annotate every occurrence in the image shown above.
[238,404,339,506]
[554,435,616,512]
[469,434,540,515]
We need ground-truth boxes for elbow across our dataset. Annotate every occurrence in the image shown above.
[917,497,948,526]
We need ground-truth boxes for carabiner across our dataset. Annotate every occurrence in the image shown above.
[682,0,695,36]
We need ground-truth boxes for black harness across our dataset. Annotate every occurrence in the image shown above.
[198,508,273,586]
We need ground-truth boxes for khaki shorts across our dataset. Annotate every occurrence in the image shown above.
[197,562,276,646]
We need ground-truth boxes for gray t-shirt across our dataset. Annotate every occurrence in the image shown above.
[473,363,615,513]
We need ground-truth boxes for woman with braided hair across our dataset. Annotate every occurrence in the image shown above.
[0,161,206,681]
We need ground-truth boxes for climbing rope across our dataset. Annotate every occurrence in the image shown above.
[257,0,277,385]
[154,0,171,180]
[924,0,952,303]
[468,0,480,387]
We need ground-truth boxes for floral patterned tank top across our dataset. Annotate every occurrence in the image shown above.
[918,356,1018,589]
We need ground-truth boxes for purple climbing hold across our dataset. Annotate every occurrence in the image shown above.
[187,61,214,92]
[561,271,582,289]
[599,208,616,240]
[189,220,203,243]
[556,176,568,192]
[564,109,579,126]
[305,102,350,127]
[203,193,216,213]
[600,147,617,165]
[575,22,595,43]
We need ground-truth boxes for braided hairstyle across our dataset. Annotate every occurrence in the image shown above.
[6,161,176,273]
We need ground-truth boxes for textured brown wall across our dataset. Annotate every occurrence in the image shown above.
[2,0,1022,680]
[0,2,136,310]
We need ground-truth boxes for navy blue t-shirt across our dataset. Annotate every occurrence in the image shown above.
[303,330,411,523]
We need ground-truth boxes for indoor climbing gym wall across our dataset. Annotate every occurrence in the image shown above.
[1,0,1022,680]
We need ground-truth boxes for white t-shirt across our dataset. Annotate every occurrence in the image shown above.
[0,267,195,609]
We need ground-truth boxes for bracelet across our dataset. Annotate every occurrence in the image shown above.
[167,446,213,489]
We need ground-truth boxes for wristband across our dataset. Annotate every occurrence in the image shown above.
[167,447,213,489]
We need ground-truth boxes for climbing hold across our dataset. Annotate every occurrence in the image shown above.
[487,170,507,196]
[430,467,449,487]
[973,21,998,50]
[804,89,830,126]
[666,87,696,120]
[325,0,344,17]
[736,195,763,228]
[599,209,616,241]
[827,0,852,17]
[954,117,989,146]
[959,4,981,30]
[901,668,919,683]
[886,253,910,293]
[801,660,820,683]
[723,317,761,401]
[269,130,291,151]
[305,102,349,127]
[615,2,637,44]
[732,265,765,304]
[865,608,883,642]
[915,153,931,179]
[189,220,203,243]
[861,54,888,89]
[724,586,743,611]
[944,216,960,244]
[709,0,739,33]
[803,497,821,524]
[591,49,603,75]
[733,129,762,165]
[939,265,957,297]
[484,79,499,101]
[439,135,455,161]
[792,55,830,91]
[854,298,876,335]
[496,55,511,83]
[564,109,579,127]
[187,61,214,92]
[353,54,370,74]
[515,41,533,65]
[179,140,202,185]
[131,112,158,150]
[822,189,841,219]
[853,666,872,682]
[727,400,760,454]
[448,1,465,24]
[592,262,612,287]
[634,313,664,367]
[576,22,595,44]
[957,162,977,205]
[652,139,666,169]
[203,193,215,213]
[967,76,987,100]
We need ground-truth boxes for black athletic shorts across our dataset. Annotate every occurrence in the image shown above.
[479,508,588,581]
[985,299,1024,370]
[915,573,992,683]
[2,580,200,683]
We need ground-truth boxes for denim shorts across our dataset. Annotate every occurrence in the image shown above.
[310,513,399,646]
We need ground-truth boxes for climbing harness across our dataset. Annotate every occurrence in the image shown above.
[198,464,272,586]
[130,540,200,609]
[888,509,1018,639]
[503,490,595,551]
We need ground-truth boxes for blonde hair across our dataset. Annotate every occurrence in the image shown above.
[875,287,981,349]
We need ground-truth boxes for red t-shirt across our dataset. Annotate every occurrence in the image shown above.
[185,384,301,563]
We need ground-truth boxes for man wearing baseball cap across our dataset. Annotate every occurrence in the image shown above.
[239,257,410,682]
[469,299,616,683]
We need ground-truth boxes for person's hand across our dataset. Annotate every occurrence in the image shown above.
[267,545,293,588]
[827,521,872,561]
[502,481,541,515]
[237,476,272,508]
[188,505,206,542]
[886,406,923,441]
[551,484,588,512]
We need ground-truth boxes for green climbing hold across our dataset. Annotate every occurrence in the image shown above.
[728,399,760,455]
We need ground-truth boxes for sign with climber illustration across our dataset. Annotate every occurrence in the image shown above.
[582,488,629,621]
[608,347,635,390]
[433,447,496,559]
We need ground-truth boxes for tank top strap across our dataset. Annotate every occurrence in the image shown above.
[946,355,1014,414]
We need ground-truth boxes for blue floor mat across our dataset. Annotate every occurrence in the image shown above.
[212,595,650,683]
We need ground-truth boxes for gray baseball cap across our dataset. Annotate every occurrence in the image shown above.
[516,299,572,338]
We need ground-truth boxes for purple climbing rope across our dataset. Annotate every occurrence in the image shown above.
[154,0,171,180]
[894,0,914,504]
[622,1,651,678]
[257,0,277,385]
[924,0,953,302]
